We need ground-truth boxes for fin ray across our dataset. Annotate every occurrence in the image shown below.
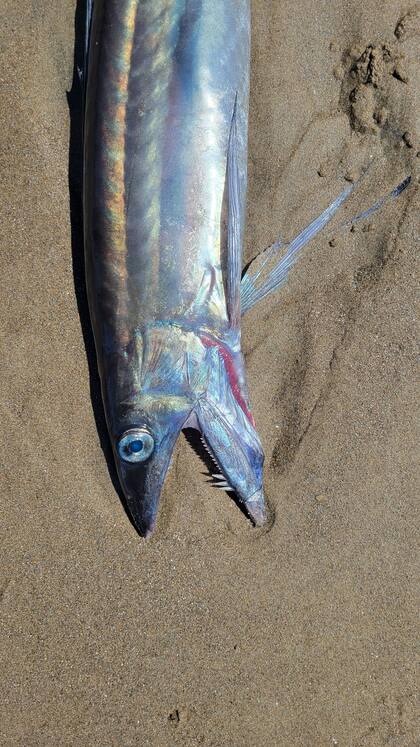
[240,175,411,314]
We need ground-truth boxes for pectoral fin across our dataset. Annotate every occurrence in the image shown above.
[240,175,411,314]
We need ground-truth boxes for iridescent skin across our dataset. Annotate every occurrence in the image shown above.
[84,0,267,535]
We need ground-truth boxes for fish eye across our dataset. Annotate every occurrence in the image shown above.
[117,429,155,463]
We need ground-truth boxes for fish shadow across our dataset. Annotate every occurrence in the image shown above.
[66,0,134,527]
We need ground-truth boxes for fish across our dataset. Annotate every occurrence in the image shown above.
[82,0,410,537]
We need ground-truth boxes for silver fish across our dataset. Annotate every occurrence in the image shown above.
[83,0,410,536]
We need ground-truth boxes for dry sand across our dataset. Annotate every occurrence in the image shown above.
[0,1,419,745]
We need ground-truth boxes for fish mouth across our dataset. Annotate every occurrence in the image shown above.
[184,427,267,527]
[117,406,267,536]
[183,412,235,491]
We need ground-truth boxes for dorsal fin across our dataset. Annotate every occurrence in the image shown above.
[85,1,94,68]
[78,1,94,91]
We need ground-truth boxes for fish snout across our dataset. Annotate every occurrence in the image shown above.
[244,488,268,527]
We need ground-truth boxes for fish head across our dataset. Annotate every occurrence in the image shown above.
[103,326,198,536]
[113,396,191,537]
[103,325,266,535]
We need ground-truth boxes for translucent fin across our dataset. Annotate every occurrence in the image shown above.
[225,95,243,330]
[338,175,411,230]
[240,175,411,315]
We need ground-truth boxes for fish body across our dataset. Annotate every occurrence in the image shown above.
[84,0,265,535]
[83,1,410,536]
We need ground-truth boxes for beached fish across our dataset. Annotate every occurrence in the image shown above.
[83,0,410,536]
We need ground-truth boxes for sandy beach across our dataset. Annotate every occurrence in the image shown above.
[0,1,418,745]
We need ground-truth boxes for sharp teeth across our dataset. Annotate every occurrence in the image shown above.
[200,436,231,484]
